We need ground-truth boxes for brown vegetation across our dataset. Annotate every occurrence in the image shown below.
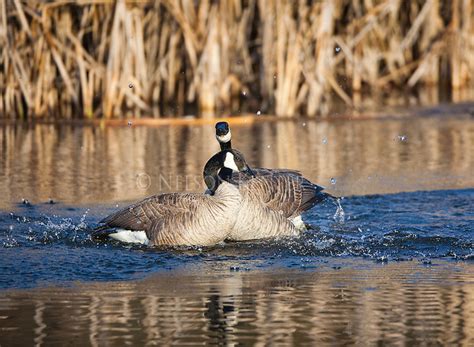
[1,0,473,119]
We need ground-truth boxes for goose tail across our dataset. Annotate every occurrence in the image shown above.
[319,191,338,201]
[300,183,338,211]
[90,224,114,241]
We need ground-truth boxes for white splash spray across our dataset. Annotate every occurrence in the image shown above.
[333,198,345,223]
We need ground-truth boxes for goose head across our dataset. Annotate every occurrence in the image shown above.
[203,149,255,195]
[215,122,231,145]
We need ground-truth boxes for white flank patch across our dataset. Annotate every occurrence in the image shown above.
[224,152,239,171]
[109,229,149,245]
[291,215,307,231]
[216,131,232,143]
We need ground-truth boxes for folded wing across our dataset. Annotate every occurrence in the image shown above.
[239,173,327,219]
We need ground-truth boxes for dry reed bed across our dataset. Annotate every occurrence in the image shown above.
[1,0,473,119]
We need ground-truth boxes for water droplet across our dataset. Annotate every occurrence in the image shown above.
[267,145,271,149]
[335,46,341,53]
[302,122,306,127]
[242,91,247,96]
[128,121,132,126]
[330,177,336,185]
[128,83,133,88]
[397,135,407,141]
[322,137,328,144]
[256,110,261,115]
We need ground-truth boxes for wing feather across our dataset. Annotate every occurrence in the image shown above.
[239,173,326,219]
[100,193,205,231]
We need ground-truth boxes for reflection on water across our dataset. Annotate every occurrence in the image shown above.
[0,261,473,345]
[1,111,474,345]
[1,113,474,208]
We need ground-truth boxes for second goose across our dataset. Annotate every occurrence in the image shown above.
[215,121,334,239]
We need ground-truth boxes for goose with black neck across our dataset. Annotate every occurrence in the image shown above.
[92,150,252,247]
[214,121,336,238]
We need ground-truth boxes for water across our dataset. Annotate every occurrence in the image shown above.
[1,110,474,344]
[0,188,472,289]
[1,261,473,346]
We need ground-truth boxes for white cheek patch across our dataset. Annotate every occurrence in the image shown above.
[224,152,239,171]
[216,130,231,143]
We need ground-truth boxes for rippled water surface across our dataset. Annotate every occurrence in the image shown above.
[1,110,473,345]
[1,262,473,346]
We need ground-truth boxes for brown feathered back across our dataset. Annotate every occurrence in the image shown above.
[231,170,326,219]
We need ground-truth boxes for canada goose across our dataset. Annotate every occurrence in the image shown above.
[93,150,255,247]
[215,121,333,239]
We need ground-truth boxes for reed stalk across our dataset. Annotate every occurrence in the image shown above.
[1,0,473,119]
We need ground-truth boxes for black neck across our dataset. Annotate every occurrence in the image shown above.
[218,167,233,181]
[219,140,232,151]
[203,152,224,194]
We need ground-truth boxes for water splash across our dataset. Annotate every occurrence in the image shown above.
[3,225,18,247]
[333,198,345,223]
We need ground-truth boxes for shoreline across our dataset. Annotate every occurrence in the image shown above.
[1,101,474,128]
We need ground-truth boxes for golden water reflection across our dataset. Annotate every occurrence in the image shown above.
[1,114,473,209]
[0,261,473,345]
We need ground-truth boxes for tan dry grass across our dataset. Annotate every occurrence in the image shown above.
[1,0,473,119]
